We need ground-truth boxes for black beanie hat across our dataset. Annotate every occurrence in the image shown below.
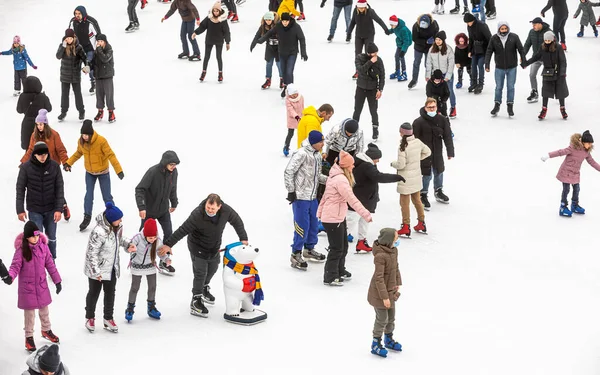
[463,13,476,23]
[81,120,94,136]
[435,31,447,41]
[281,12,291,21]
[23,221,39,239]
[366,42,378,54]
[365,143,382,160]
[96,33,107,42]
[33,141,49,155]
[582,130,594,143]
[432,69,444,80]
[39,344,61,373]
[343,119,359,134]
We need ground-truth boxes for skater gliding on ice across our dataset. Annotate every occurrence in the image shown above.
[93,34,116,123]
[192,2,231,82]
[251,11,283,90]
[161,0,202,61]
[1,35,36,97]
[283,84,304,156]
[68,6,101,95]
[56,29,89,122]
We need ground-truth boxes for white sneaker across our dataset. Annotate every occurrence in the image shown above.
[103,319,118,333]
[85,318,95,332]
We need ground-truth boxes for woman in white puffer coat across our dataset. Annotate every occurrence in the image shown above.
[391,123,431,237]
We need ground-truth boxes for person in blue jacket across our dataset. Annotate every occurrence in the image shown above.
[1,36,37,96]
[388,15,412,82]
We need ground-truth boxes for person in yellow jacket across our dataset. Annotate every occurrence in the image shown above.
[296,104,335,149]
[277,0,301,18]
[63,120,123,231]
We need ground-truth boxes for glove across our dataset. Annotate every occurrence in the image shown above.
[426,37,434,44]
[541,155,549,162]
[386,29,392,35]
[62,41,67,48]
[117,172,125,180]
[398,175,406,183]
[3,276,13,285]
[393,291,400,301]
[55,282,62,295]
[295,116,300,121]
[320,0,326,7]
[250,44,255,53]
[287,192,297,204]
[541,11,545,17]
[82,66,90,74]
[301,54,308,61]
[33,65,38,70]
[63,163,71,172]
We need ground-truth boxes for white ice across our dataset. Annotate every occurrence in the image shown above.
[1,0,600,373]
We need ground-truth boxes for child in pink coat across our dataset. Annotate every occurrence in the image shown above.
[542,130,600,217]
[283,83,304,157]
[318,150,372,286]
[6,221,62,352]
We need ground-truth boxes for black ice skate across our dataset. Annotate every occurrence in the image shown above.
[434,188,449,204]
[202,285,216,305]
[421,193,431,211]
[290,252,308,270]
[190,295,209,317]
[303,248,326,262]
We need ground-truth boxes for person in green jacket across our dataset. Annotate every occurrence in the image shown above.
[388,15,412,82]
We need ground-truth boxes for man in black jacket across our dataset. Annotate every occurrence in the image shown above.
[347,0,388,78]
[93,34,116,123]
[322,0,353,43]
[68,6,102,94]
[135,150,180,274]
[485,21,525,117]
[161,194,248,317]
[409,14,439,89]
[523,17,552,103]
[353,42,385,141]
[16,142,65,259]
[464,13,491,94]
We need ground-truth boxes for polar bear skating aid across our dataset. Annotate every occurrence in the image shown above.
[222,242,267,325]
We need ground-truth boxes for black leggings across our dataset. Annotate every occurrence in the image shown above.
[295,0,304,12]
[203,44,223,71]
[553,16,568,44]
[127,0,139,22]
[435,0,445,4]
[284,129,294,149]
[542,97,565,106]
[223,0,237,13]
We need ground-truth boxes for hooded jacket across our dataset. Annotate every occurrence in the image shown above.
[425,79,450,115]
[16,77,52,150]
[1,45,34,71]
[454,33,471,67]
[56,39,88,84]
[412,14,440,53]
[66,131,123,175]
[347,6,388,39]
[523,22,551,56]
[391,135,431,195]
[277,0,301,17]
[258,18,307,58]
[391,19,412,51]
[324,119,365,155]
[317,164,372,223]
[93,41,114,79]
[548,134,600,184]
[296,106,324,149]
[485,21,525,70]
[68,6,101,53]
[84,213,130,280]
[16,155,65,215]
[412,107,454,175]
[128,233,169,276]
[367,240,401,309]
[22,345,70,375]
[135,151,180,217]
[425,44,455,81]
[355,52,385,91]
[467,19,492,56]
[284,139,327,201]
[350,153,404,213]
[574,1,599,26]
[251,14,281,62]
[194,12,232,45]
[21,128,69,165]
[164,0,201,22]
[286,92,304,129]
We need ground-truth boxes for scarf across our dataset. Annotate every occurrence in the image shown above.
[223,242,264,306]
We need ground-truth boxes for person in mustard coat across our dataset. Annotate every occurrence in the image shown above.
[63,120,123,231]
[296,104,334,149]
[278,0,301,18]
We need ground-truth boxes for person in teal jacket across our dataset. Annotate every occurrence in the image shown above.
[1,36,37,95]
[387,16,412,81]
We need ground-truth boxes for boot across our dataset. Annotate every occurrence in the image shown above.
[507,103,514,117]
[125,22,136,32]
[559,202,572,217]
[390,70,399,80]
[356,239,372,252]
[434,188,449,203]
[462,6,469,15]
[79,214,91,231]
[147,300,161,319]
[58,112,67,121]
[199,70,206,82]
[218,71,223,83]
[449,5,460,14]
[41,330,60,343]
[398,71,407,81]
[202,285,216,305]
[420,193,431,210]
[577,31,584,37]
[125,302,135,322]
[261,78,271,89]
[372,125,379,140]
[327,34,334,42]
[571,201,585,214]
[280,77,285,88]
[384,333,403,351]
[490,102,501,116]
[190,294,209,317]
[538,106,547,120]
[371,338,388,357]
[94,109,104,122]
[178,52,189,59]
[560,106,568,120]
[397,223,411,237]
[414,220,427,233]
[449,107,457,119]
[527,89,538,103]
[290,252,308,270]
[108,110,116,123]
[25,337,36,352]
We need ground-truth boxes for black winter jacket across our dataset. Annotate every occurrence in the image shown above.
[16,157,64,214]
[194,17,231,45]
[135,151,180,218]
[164,199,248,258]
[485,33,525,70]
[467,21,492,56]
[56,42,88,84]
[251,23,279,62]
[412,108,454,175]
[454,46,471,67]
[412,16,440,53]
[258,18,306,58]
[93,43,114,79]
[541,0,569,18]
[425,80,450,116]
[68,7,102,53]
[347,7,388,39]
[524,23,552,56]
[523,44,568,99]
[355,53,385,91]
[349,155,403,213]
[17,77,52,150]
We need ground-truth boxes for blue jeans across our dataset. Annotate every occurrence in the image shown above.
[421,168,444,193]
[29,211,58,259]
[494,67,517,104]
[476,0,487,22]
[561,183,580,204]
[180,21,200,56]
[292,200,319,252]
[86,50,95,82]
[471,55,485,85]
[448,76,456,107]
[266,57,282,79]
[84,172,113,216]
[330,5,352,36]
[412,50,428,82]
[280,54,297,85]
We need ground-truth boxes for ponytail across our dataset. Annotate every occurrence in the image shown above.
[400,135,409,152]
[150,240,157,265]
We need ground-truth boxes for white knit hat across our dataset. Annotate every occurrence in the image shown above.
[286,84,298,96]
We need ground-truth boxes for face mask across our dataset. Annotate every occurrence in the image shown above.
[499,31,508,36]
[393,238,401,248]
[427,111,436,118]
[205,210,217,217]
[419,21,429,29]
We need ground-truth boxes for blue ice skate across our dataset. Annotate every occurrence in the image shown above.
[384,334,403,351]
[371,338,388,358]
[147,301,161,319]
[571,202,585,215]
[398,71,408,81]
[283,146,290,157]
[472,4,480,13]
[318,221,325,233]
[559,203,572,217]
[595,30,598,37]
[577,31,584,37]
[125,303,135,322]
[347,233,354,243]
[390,70,399,80]
[456,81,463,89]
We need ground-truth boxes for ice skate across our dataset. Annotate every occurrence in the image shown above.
[527,89,538,103]
[577,31,584,37]
[158,260,175,275]
[201,285,215,305]
[85,318,95,332]
[347,233,354,243]
[462,7,469,15]
[398,71,407,81]
[125,302,135,322]
[199,70,206,82]
[190,295,209,317]
[390,70,399,80]
[414,220,427,234]
[490,102,500,116]
[58,112,67,122]
[384,333,402,351]
[352,71,358,80]
[290,252,308,270]
[41,330,60,343]
[280,77,284,88]
[94,109,104,122]
[89,81,95,95]
[538,106,547,120]
[487,11,496,19]
[371,338,388,357]
[449,107,457,119]
[261,78,271,89]
[103,319,118,333]
[324,278,344,286]
[355,239,372,253]
[303,248,326,262]
[408,80,417,89]
[141,0,148,8]
[327,34,333,42]
[13,90,21,96]
[63,204,71,221]
[560,203,572,217]
[421,193,431,211]
[231,13,239,22]
[297,12,305,21]
[25,337,36,352]
[133,21,140,29]
[432,4,440,14]
[397,223,411,238]
[178,52,189,59]
[147,300,161,319]
[108,110,115,122]
[125,22,136,32]
[78,110,85,120]
[188,54,201,61]
[79,214,91,231]
[340,270,352,280]
[560,106,568,120]
[434,188,449,203]
[283,146,290,156]
[507,103,514,117]
[218,71,223,83]
[449,5,460,14]
[571,202,585,215]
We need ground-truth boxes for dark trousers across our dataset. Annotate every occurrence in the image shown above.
[223,0,237,13]
[394,48,406,73]
[580,24,598,33]
[323,221,348,283]
[561,183,580,205]
[140,211,174,240]
[128,274,157,303]
[181,21,201,56]
[295,0,304,12]
[411,50,428,82]
[203,44,224,71]
[280,54,297,85]
[485,0,495,12]
[553,16,568,44]
[96,78,115,111]
[284,128,294,149]
[353,87,379,126]
[542,97,565,107]
[85,269,117,320]
[471,54,485,85]
[29,211,58,259]
[190,253,220,296]
[457,65,472,85]
[455,0,468,6]
[14,69,27,91]
[354,36,373,57]
[60,82,85,113]
[127,0,139,22]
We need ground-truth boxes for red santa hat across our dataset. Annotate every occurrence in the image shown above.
[357,0,368,8]
[389,15,398,26]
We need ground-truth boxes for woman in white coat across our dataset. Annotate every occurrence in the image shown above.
[425,31,456,118]
[391,123,431,237]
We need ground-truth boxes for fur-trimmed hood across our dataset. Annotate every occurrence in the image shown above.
[455,32,469,49]
[571,133,586,151]
[14,232,48,250]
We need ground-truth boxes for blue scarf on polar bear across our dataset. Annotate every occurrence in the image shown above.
[223,242,264,306]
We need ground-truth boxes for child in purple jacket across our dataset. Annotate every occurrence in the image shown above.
[541,130,600,217]
[6,221,62,352]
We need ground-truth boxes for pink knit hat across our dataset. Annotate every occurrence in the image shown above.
[13,35,21,44]
[338,150,354,168]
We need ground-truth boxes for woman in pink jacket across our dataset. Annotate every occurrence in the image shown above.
[283,83,304,156]
[6,221,62,352]
[542,130,600,217]
[318,150,372,286]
